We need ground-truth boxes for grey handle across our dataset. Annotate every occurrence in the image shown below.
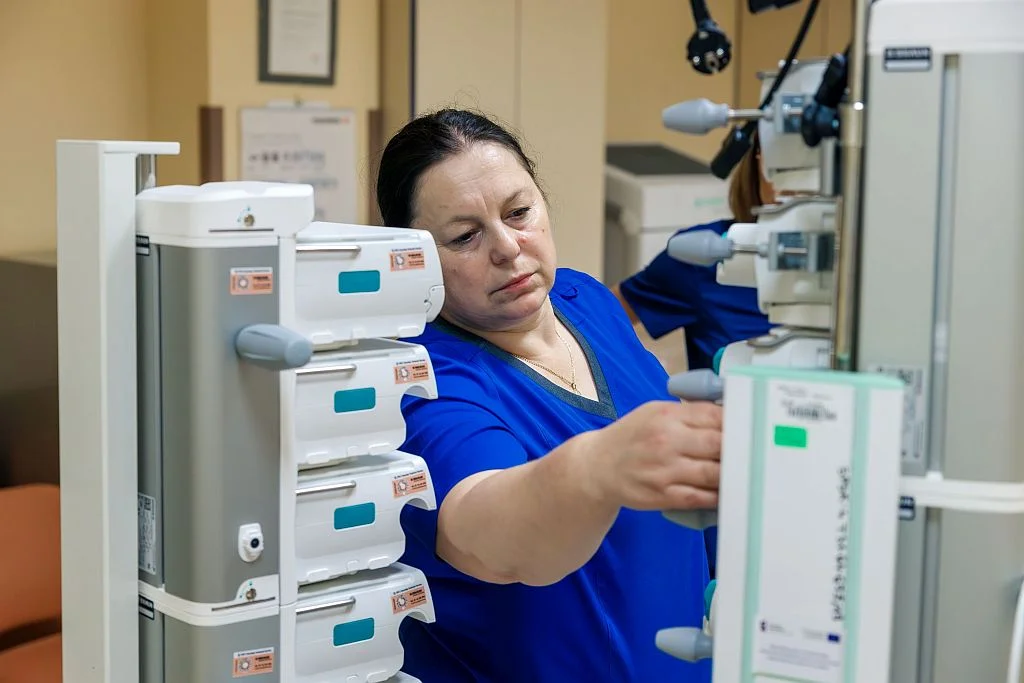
[295,596,357,616]
[667,231,735,266]
[296,480,357,496]
[662,509,718,530]
[295,363,357,377]
[668,369,724,402]
[663,99,730,135]
[655,627,714,662]
[296,243,362,254]
[235,324,313,371]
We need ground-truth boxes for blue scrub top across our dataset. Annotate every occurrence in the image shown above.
[397,268,712,683]
[618,219,774,371]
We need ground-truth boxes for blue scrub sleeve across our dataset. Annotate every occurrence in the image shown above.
[618,240,700,339]
[399,353,531,559]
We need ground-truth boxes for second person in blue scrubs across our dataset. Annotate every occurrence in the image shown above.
[376,109,721,682]
[612,131,777,372]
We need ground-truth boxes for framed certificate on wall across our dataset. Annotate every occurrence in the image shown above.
[258,0,338,85]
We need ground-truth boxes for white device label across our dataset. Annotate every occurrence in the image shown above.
[138,493,157,575]
[867,364,927,464]
[752,379,854,683]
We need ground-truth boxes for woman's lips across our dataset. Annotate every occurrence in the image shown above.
[496,273,533,293]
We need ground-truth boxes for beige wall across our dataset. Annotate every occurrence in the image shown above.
[0,0,150,256]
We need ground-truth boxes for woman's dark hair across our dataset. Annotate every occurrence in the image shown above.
[727,130,765,223]
[376,109,541,228]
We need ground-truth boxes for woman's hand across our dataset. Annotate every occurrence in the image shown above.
[587,400,722,511]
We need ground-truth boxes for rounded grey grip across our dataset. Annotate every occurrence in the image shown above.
[662,99,730,135]
[667,231,734,266]
[235,324,313,371]
[668,369,724,402]
[655,627,714,662]
[662,509,718,530]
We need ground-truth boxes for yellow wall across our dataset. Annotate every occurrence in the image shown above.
[0,0,381,258]
[0,0,150,256]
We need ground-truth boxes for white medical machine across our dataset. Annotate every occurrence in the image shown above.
[603,143,730,286]
[655,0,1024,681]
[56,146,445,681]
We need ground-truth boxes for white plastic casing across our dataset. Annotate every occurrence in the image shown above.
[757,59,829,195]
[290,340,438,468]
[294,452,437,585]
[292,222,445,347]
[135,181,315,247]
[281,564,436,683]
[712,367,904,683]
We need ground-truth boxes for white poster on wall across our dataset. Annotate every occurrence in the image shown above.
[239,104,356,222]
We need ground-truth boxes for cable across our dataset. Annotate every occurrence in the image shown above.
[708,0,820,178]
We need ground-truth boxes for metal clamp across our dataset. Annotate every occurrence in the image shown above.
[295,363,357,377]
[296,480,357,496]
[295,596,357,616]
[766,231,835,272]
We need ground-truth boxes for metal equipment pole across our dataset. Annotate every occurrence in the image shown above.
[830,0,871,371]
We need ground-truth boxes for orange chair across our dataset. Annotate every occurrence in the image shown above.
[0,483,61,683]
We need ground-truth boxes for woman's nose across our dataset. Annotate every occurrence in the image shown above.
[490,224,521,264]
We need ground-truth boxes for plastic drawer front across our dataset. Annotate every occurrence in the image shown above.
[293,223,444,347]
[292,340,438,468]
[285,564,435,683]
[294,452,437,584]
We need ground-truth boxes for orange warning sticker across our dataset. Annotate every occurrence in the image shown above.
[390,248,426,271]
[393,361,431,384]
[232,647,274,678]
[391,584,428,614]
[392,470,429,498]
[230,267,274,295]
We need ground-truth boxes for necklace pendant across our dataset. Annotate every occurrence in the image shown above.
[571,381,578,391]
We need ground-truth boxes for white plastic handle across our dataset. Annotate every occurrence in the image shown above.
[900,472,1024,514]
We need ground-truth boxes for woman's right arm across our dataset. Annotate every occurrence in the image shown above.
[435,400,722,587]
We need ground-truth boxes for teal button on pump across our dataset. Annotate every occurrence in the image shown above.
[338,270,381,294]
[712,347,726,375]
[334,502,376,530]
[333,618,375,647]
[334,388,376,413]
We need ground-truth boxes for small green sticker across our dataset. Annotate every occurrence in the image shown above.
[774,425,808,449]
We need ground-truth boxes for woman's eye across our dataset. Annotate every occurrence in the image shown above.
[450,230,478,247]
[507,207,530,221]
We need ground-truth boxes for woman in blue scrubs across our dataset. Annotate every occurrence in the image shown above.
[612,134,776,578]
[376,109,721,682]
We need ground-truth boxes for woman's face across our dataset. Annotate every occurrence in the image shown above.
[411,142,557,333]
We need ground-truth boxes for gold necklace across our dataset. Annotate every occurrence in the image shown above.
[511,328,578,393]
